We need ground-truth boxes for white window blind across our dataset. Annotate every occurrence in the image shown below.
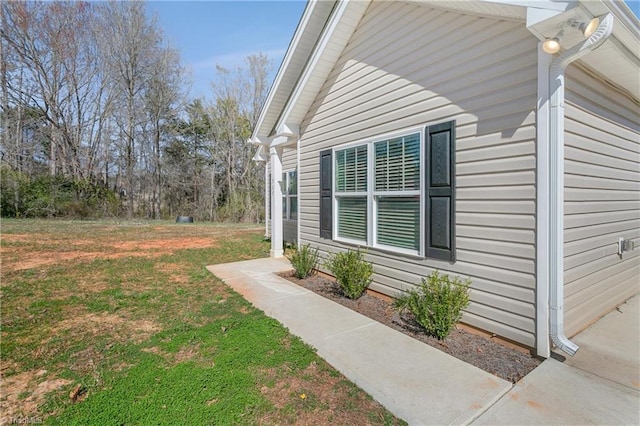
[337,197,367,241]
[374,133,421,251]
[335,144,368,242]
[336,145,367,192]
[376,196,420,250]
[374,134,420,192]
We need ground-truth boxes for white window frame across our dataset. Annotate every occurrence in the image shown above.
[332,126,425,257]
[282,169,297,221]
[332,141,369,246]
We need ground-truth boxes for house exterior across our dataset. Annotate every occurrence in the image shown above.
[250,0,639,358]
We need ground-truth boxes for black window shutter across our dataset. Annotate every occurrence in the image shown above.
[319,149,333,239]
[425,121,456,262]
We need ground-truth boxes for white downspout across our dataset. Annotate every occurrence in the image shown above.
[548,13,613,356]
[296,137,301,246]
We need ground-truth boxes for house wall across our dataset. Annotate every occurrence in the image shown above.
[563,65,640,337]
[296,1,540,347]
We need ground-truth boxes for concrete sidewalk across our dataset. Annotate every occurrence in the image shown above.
[207,258,640,425]
[474,294,640,425]
[207,258,511,425]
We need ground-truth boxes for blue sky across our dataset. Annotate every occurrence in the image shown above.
[148,0,639,102]
[147,1,306,101]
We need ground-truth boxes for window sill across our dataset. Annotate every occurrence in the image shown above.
[334,237,425,261]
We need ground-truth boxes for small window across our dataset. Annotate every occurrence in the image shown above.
[334,144,368,243]
[282,169,297,221]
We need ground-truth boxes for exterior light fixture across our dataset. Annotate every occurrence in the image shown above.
[567,16,600,37]
[543,38,561,54]
[542,16,599,55]
[579,17,599,37]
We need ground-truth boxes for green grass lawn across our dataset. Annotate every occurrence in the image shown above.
[1,219,404,425]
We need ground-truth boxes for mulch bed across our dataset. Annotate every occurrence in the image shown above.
[278,270,541,383]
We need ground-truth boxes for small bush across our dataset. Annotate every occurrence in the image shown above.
[324,248,373,300]
[394,270,471,340]
[287,244,320,279]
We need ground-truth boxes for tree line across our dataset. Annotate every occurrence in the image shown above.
[0,1,270,221]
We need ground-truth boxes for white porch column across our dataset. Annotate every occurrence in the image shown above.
[264,160,269,238]
[270,146,284,257]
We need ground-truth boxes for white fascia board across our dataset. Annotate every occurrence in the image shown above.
[251,1,317,141]
[274,0,355,137]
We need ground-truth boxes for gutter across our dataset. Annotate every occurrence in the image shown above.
[547,13,614,356]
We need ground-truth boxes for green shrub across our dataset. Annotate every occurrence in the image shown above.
[287,244,320,279]
[324,248,373,300]
[394,270,471,340]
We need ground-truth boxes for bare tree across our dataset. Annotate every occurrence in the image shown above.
[1,1,105,180]
[1,2,270,221]
[209,53,272,222]
[96,1,183,219]
[144,46,185,218]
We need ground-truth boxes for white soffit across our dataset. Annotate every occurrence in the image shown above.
[253,0,337,141]
[528,1,640,101]
[275,0,371,133]
[414,0,528,20]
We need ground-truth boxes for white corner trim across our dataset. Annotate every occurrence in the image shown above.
[535,42,552,359]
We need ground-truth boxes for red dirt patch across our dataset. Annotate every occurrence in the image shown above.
[111,237,217,251]
[0,236,218,272]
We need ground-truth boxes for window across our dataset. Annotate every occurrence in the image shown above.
[320,121,455,261]
[282,169,297,221]
[374,134,421,252]
[334,145,367,243]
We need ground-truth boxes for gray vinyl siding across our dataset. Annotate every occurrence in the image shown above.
[296,2,539,347]
[563,65,640,337]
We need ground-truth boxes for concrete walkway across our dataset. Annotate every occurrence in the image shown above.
[207,258,640,425]
[474,294,640,425]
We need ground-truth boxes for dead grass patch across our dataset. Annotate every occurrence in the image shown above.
[0,360,72,424]
[155,262,190,284]
[50,311,160,345]
[0,236,219,273]
[141,344,210,367]
[257,361,397,425]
